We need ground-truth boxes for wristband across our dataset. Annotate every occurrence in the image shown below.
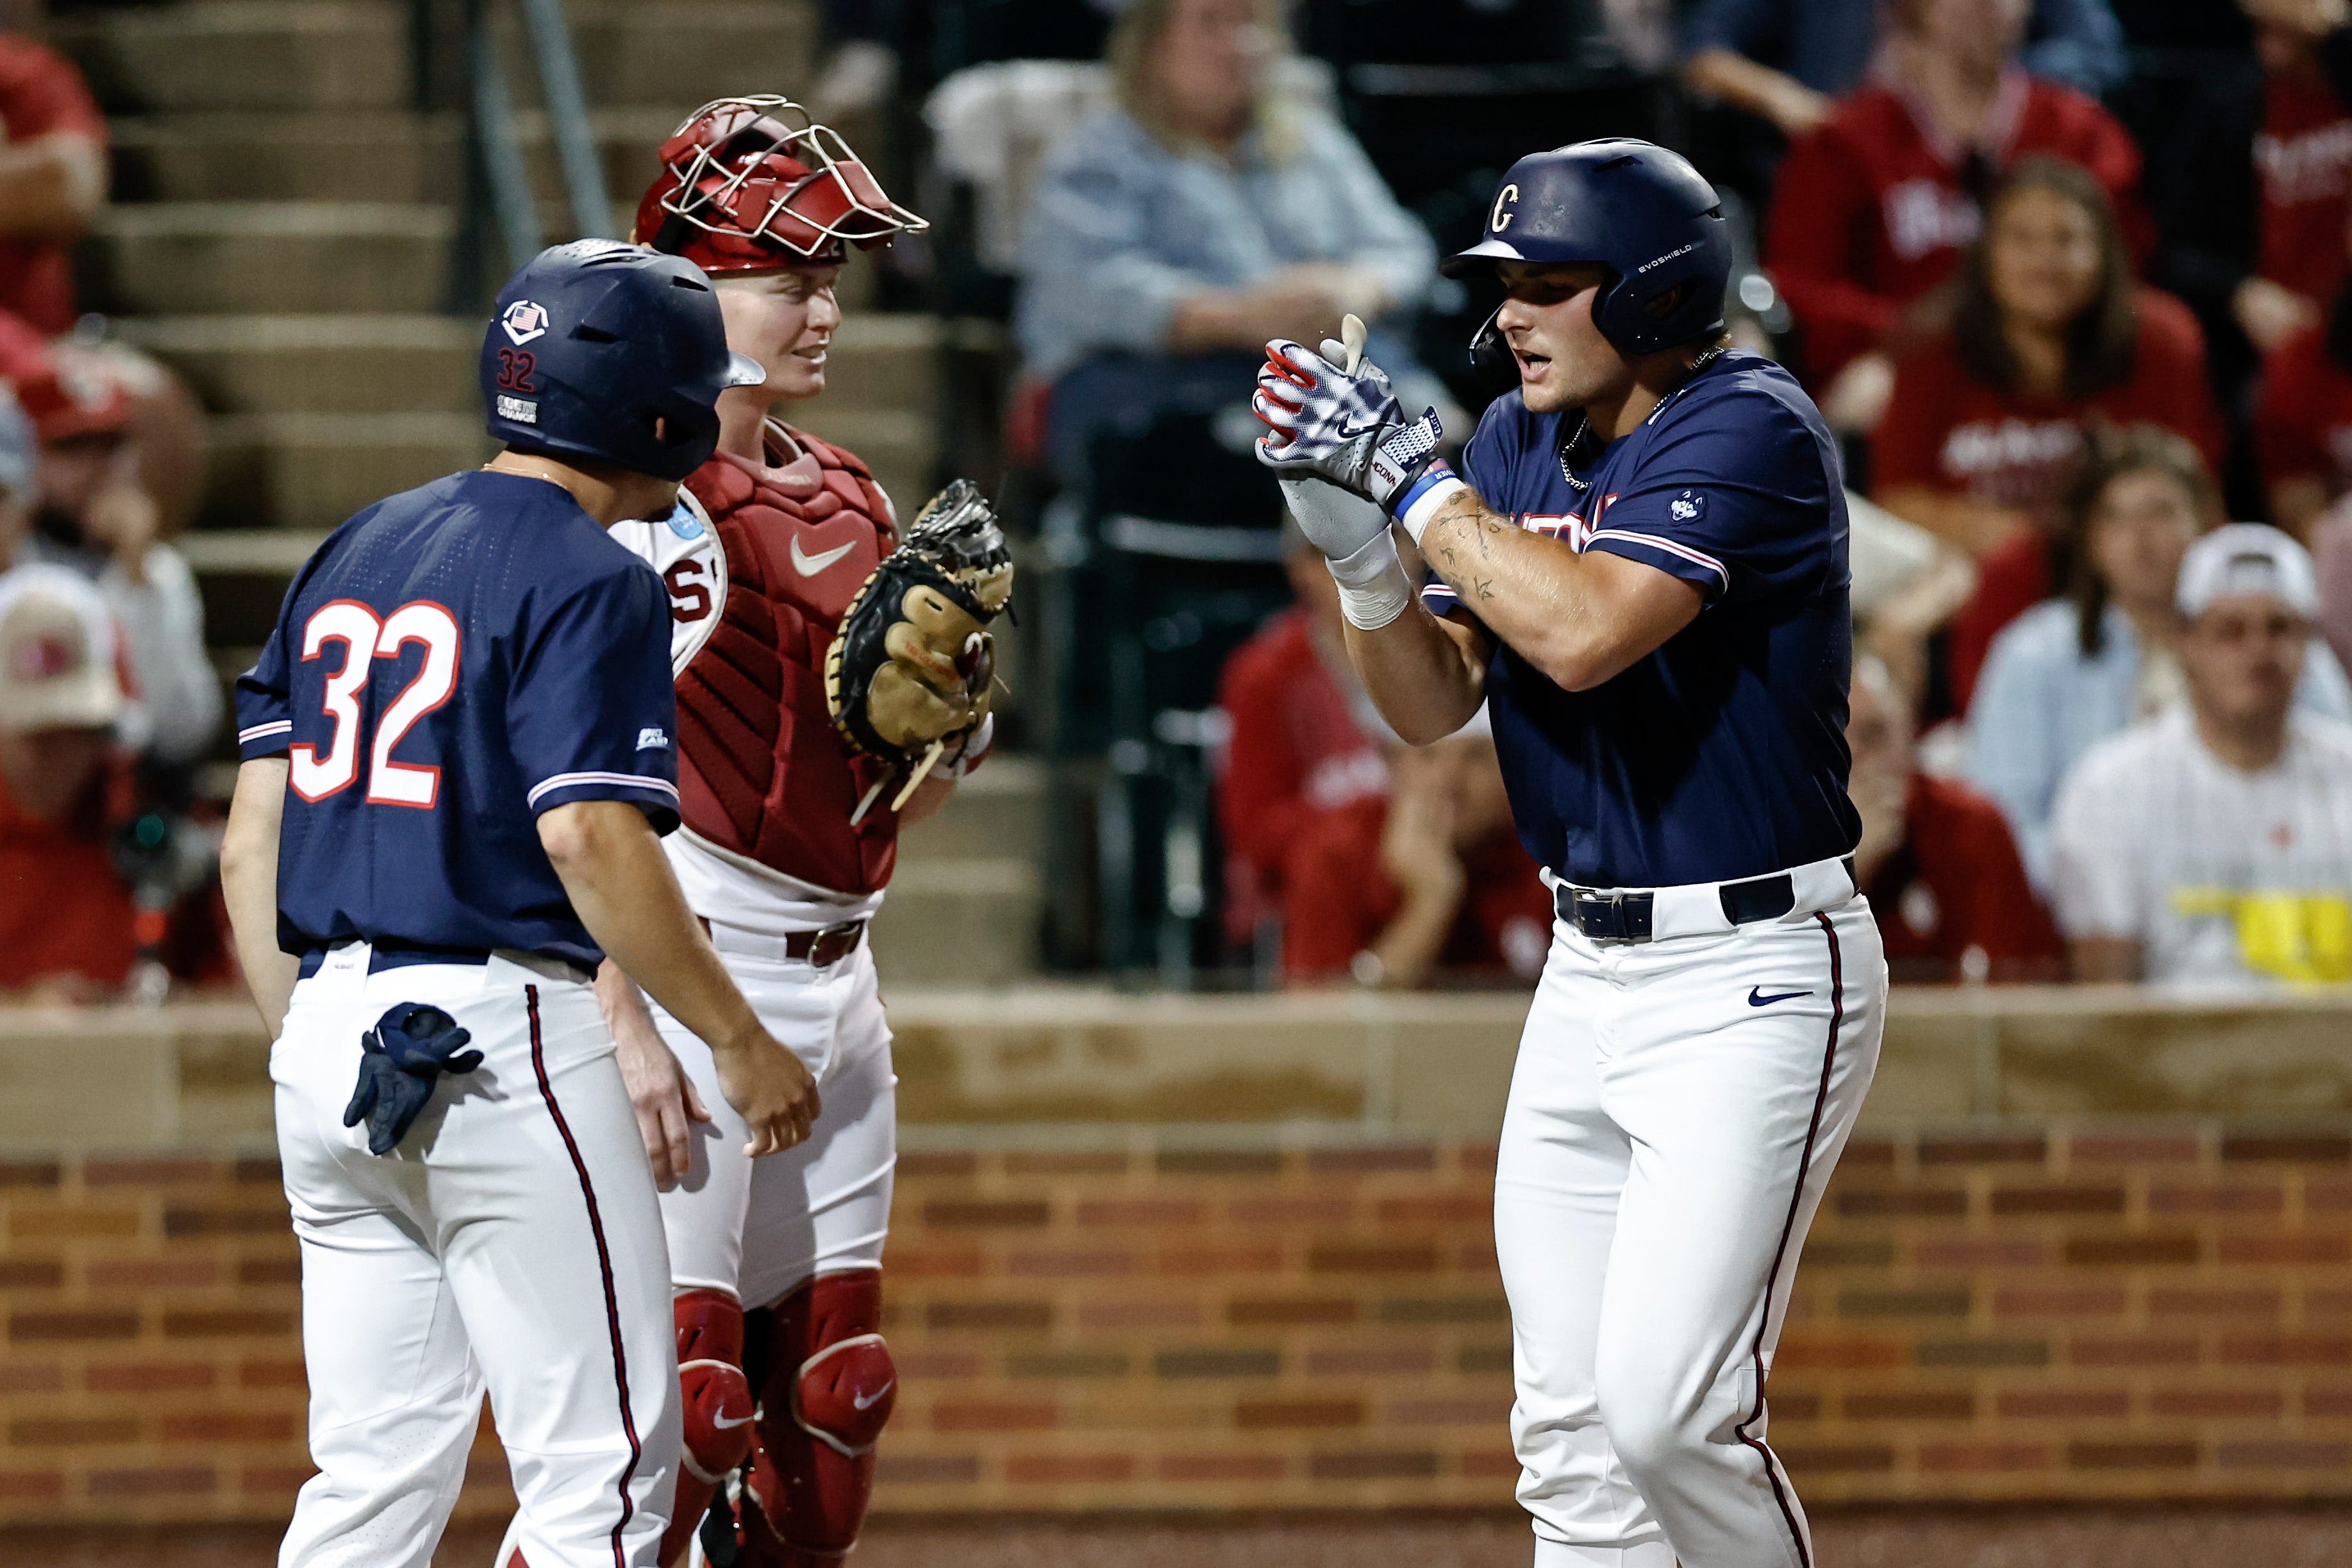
[1324,529,1412,630]
[1393,463,1468,545]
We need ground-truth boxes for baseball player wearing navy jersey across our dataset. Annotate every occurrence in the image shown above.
[1254,141,1886,1568]
[221,241,819,1568]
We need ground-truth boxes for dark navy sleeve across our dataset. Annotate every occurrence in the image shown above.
[508,561,681,832]
[233,620,293,759]
[1581,390,1835,606]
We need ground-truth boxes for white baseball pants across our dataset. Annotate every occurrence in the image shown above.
[270,945,679,1568]
[653,936,896,1310]
[1496,898,1885,1568]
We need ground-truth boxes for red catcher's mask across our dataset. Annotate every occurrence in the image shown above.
[632,95,927,274]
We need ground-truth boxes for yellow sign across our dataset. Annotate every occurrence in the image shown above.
[2171,888,2352,984]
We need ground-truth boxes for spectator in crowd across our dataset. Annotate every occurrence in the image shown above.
[1682,0,2124,143]
[1873,159,2222,707]
[2142,0,2352,392]
[1215,519,1389,954]
[1847,655,2064,982]
[1973,426,2352,888]
[2256,206,2352,536]
[1282,715,1551,990]
[0,319,218,767]
[1764,0,2147,428]
[2239,6,2352,353]
[1015,0,1438,484]
[1849,489,1982,712]
[0,562,140,997]
[2321,500,2352,673]
[0,28,104,335]
[2051,523,2352,985]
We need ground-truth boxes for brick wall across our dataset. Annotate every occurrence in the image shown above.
[2,1125,2349,1523]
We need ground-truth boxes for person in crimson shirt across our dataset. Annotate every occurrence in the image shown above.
[1763,0,2146,428]
[2242,13,2352,353]
[1847,656,2063,982]
[0,562,139,996]
[0,34,105,336]
[2256,202,2352,536]
[1214,526,1389,953]
[1282,716,1552,989]
[1872,157,2222,709]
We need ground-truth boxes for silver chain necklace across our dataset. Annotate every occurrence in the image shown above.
[1557,346,1728,493]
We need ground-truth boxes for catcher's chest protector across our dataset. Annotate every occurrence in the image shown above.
[658,428,903,894]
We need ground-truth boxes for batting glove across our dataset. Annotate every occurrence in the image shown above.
[342,1001,481,1156]
[1252,332,1444,513]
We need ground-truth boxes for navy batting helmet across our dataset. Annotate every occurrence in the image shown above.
[1444,139,1732,357]
[482,240,765,482]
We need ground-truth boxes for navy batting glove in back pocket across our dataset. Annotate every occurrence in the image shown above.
[342,1002,481,1156]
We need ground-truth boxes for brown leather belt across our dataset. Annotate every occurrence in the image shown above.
[787,921,868,967]
[698,916,867,967]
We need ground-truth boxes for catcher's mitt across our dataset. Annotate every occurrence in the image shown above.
[824,479,1013,810]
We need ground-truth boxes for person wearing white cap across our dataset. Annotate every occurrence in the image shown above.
[0,561,143,994]
[2049,524,2352,986]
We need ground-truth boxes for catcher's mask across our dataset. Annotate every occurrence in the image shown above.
[633,96,928,274]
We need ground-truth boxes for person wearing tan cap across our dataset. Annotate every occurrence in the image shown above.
[2051,524,2352,986]
[0,561,140,996]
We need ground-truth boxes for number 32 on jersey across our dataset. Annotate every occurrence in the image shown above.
[290,599,462,808]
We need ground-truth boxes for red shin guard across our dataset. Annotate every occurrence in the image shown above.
[660,1288,756,1567]
[740,1270,895,1565]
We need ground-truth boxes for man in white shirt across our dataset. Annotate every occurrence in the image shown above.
[2051,524,2352,987]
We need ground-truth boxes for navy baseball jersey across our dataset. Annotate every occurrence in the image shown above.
[235,471,681,969]
[1428,350,1859,888]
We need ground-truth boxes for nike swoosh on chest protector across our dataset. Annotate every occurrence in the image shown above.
[790,535,857,576]
[852,1381,894,1410]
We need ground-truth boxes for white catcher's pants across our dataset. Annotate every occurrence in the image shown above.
[1496,898,1885,1568]
[271,944,679,1568]
[653,936,896,1310]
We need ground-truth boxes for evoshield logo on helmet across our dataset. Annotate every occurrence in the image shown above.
[499,301,549,346]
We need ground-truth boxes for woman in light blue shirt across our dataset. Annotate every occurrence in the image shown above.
[1969,424,2352,890]
[1015,0,1438,483]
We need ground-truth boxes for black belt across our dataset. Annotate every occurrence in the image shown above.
[1553,858,1856,944]
[298,940,594,983]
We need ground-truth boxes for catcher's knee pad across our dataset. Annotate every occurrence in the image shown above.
[744,1270,893,1561]
[676,1288,756,1484]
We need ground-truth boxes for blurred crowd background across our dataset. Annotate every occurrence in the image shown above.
[1,0,2350,1003]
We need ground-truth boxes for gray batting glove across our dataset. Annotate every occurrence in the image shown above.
[1279,475,1392,561]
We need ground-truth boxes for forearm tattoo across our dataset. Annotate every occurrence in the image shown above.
[1425,494,1510,586]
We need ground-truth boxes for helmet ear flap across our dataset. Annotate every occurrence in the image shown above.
[1467,305,1517,396]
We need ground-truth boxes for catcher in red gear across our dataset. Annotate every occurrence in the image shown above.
[497,97,959,1568]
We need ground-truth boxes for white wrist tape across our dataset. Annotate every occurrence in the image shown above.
[1325,530,1412,631]
[1392,465,1469,546]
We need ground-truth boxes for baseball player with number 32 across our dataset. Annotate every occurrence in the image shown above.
[221,239,819,1568]
[1253,140,1888,1568]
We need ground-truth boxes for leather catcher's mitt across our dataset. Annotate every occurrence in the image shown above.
[824,479,1013,801]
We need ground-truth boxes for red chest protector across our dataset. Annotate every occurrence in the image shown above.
[671,424,899,895]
